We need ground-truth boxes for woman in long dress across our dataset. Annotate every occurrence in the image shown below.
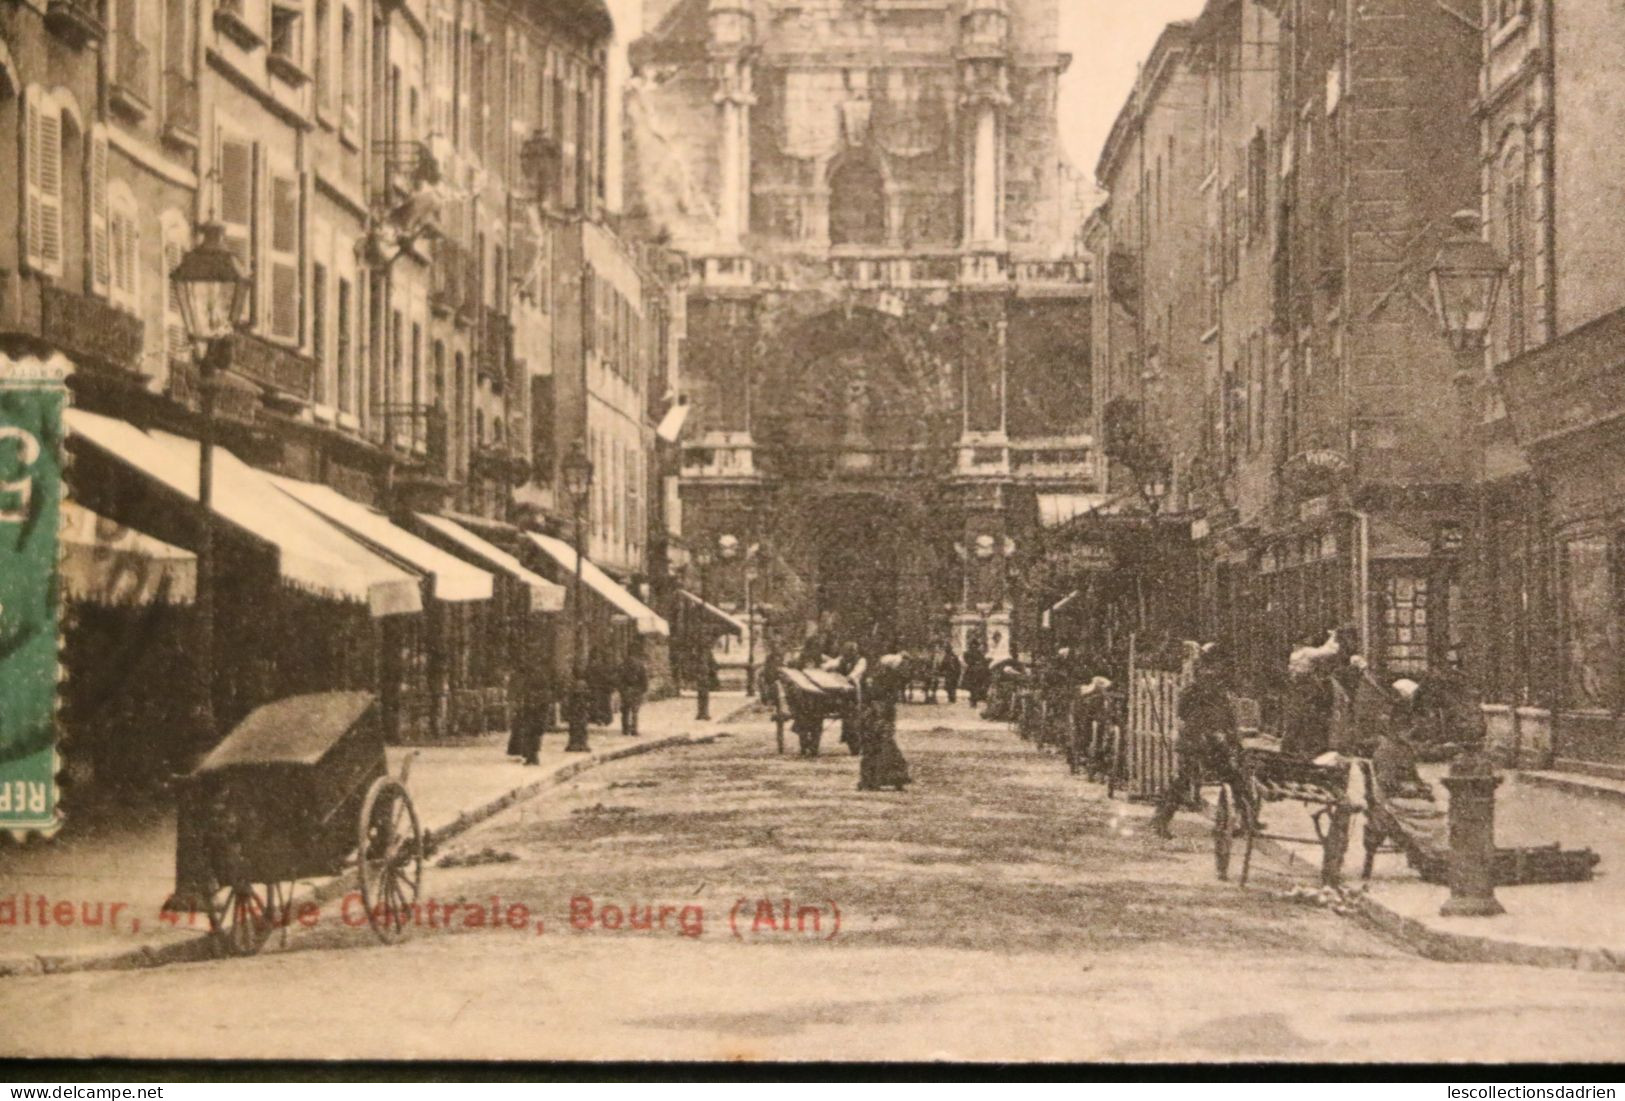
[858,654,911,792]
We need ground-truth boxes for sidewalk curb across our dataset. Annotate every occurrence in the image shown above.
[1516,770,1625,808]
[0,731,718,980]
[1240,825,1625,974]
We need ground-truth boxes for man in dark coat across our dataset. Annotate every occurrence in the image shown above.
[1150,644,1251,838]
[963,645,992,707]
[586,649,617,727]
[858,654,912,791]
[835,642,864,756]
[937,645,963,704]
[619,648,649,737]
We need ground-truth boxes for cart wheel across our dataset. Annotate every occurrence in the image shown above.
[1213,785,1233,881]
[206,879,286,957]
[358,776,424,944]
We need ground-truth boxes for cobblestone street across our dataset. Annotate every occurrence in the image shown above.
[6,706,1625,1063]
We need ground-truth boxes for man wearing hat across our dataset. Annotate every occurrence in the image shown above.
[1150,642,1251,839]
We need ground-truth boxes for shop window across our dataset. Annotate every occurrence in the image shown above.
[1381,573,1430,676]
[1564,535,1619,711]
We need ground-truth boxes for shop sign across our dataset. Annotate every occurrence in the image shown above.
[1299,495,1331,522]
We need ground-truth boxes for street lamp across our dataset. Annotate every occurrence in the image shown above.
[1428,208,1509,920]
[1430,210,1506,357]
[562,439,594,752]
[692,544,714,721]
[169,221,251,748]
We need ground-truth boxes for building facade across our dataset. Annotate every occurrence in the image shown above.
[627,0,1093,666]
[1489,0,1625,771]
[1,0,676,791]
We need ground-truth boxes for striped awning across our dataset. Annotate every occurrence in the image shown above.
[414,513,565,613]
[66,409,422,617]
[271,477,494,603]
[524,532,669,637]
[678,589,744,637]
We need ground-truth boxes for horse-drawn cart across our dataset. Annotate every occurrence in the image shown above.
[166,692,425,955]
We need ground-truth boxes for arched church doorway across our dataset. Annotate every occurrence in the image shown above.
[808,492,900,652]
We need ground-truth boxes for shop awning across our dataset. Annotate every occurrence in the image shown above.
[60,500,196,605]
[270,477,494,603]
[66,410,422,617]
[1369,517,1431,561]
[1038,493,1111,528]
[523,532,670,637]
[414,513,565,613]
[1041,590,1081,630]
[677,589,744,637]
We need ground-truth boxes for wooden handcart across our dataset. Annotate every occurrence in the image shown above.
[166,692,425,956]
[1214,743,1363,888]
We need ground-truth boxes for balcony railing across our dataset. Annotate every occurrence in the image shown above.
[204,330,316,402]
[112,32,153,115]
[44,0,103,47]
[479,307,510,388]
[372,140,440,208]
[163,69,199,142]
[40,285,144,376]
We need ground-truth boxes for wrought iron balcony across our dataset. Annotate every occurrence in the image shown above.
[45,0,103,47]
[163,69,200,144]
[111,32,153,117]
[372,140,441,208]
[39,285,144,377]
[478,307,510,389]
[203,330,316,402]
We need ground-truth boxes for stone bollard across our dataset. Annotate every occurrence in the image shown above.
[1439,749,1505,917]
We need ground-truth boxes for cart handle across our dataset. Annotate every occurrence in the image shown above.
[398,750,420,788]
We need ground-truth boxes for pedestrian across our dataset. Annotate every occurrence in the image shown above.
[858,653,911,792]
[693,637,713,721]
[759,647,783,707]
[963,644,991,707]
[835,642,865,757]
[585,648,618,727]
[505,663,548,766]
[1149,643,1253,839]
[619,647,649,737]
[937,644,962,704]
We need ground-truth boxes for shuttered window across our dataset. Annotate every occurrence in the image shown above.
[163,221,190,367]
[219,135,256,324]
[268,170,300,342]
[108,192,139,311]
[23,92,64,277]
[90,128,110,294]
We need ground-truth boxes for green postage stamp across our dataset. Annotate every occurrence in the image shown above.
[0,350,68,838]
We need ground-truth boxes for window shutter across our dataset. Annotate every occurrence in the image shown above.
[37,109,63,274]
[219,135,256,323]
[90,129,110,294]
[268,171,300,341]
[165,235,189,366]
[22,96,42,271]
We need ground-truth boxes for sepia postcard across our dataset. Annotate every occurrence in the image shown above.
[3,0,1625,1070]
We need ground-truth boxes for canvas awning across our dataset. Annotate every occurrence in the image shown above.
[1038,494,1111,528]
[1041,589,1081,629]
[270,477,494,603]
[65,410,422,617]
[1369,517,1432,561]
[60,500,196,605]
[414,513,565,613]
[677,589,744,637]
[523,532,670,637]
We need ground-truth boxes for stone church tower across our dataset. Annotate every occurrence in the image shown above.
[629,0,1093,661]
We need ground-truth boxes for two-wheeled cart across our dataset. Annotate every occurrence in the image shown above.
[1214,742,1362,888]
[167,692,424,956]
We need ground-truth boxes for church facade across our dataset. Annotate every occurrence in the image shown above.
[628,0,1093,661]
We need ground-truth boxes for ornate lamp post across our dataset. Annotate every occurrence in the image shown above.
[562,440,594,752]
[1428,208,1509,919]
[169,222,251,747]
[693,544,714,721]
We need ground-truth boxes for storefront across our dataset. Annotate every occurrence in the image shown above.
[1497,306,1625,770]
[65,409,424,770]
[412,513,566,738]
